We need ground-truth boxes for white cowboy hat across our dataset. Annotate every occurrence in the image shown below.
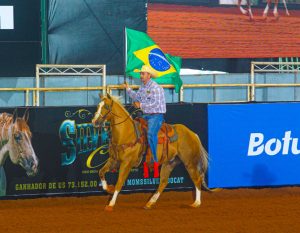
[134,65,157,78]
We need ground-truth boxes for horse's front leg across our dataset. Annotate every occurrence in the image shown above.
[247,0,254,20]
[238,0,248,15]
[273,0,279,19]
[105,159,133,211]
[263,0,271,19]
[99,158,115,194]
[282,0,290,16]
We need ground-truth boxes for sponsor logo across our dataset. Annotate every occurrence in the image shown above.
[248,131,300,156]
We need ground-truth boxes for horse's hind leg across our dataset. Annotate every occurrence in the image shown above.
[105,160,133,211]
[184,163,204,208]
[283,0,290,16]
[144,158,179,210]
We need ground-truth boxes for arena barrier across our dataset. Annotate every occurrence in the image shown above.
[2,101,300,199]
[208,102,300,188]
[0,104,207,199]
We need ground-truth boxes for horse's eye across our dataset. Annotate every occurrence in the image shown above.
[104,105,109,110]
[14,133,22,142]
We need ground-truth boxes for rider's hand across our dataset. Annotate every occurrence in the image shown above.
[122,82,129,90]
[134,102,141,108]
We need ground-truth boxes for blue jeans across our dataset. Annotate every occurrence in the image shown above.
[142,114,164,162]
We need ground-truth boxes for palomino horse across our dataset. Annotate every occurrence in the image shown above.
[238,0,289,20]
[92,94,210,211]
[0,110,39,196]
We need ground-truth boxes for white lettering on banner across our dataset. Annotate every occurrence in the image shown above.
[248,131,300,156]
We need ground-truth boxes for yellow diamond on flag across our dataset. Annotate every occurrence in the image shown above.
[133,45,177,77]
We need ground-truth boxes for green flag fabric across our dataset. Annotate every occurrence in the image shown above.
[125,28,182,92]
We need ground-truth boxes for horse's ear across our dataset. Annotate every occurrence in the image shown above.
[98,93,103,100]
[23,108,30,122]
[12,108,18,123]
[107,93,111,99]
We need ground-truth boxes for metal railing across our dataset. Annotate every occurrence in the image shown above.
[36,64,106,106]
[3,82,300,106]
[250,61,300,101]
[1,62,300,106]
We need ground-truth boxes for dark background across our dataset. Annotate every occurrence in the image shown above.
[0,0,41,77]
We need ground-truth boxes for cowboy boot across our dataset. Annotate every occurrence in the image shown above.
[143,162,149,178]
[153,162,160,178]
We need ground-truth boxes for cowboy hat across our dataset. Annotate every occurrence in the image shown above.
[134,65,157,78]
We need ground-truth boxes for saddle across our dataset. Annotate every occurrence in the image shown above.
[134,117,178,164]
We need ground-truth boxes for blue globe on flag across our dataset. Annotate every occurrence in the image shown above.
[148,48,171,72]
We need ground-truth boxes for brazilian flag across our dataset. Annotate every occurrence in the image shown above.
[125,28,182,92]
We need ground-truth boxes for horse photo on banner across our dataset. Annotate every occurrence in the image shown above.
[0,110,39,196]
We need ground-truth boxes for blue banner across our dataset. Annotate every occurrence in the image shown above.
[208,102,300,188]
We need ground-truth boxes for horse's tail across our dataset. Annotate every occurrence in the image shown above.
[197,135,208,175]
[197,135,222,192]
[201,178,222,192]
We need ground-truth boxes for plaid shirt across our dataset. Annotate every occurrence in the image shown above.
[127,79,166,114]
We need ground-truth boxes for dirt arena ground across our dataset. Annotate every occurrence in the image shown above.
[1,187,300,233]
[148,4,300,58]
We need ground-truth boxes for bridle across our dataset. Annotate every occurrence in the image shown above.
[94,99,135,127]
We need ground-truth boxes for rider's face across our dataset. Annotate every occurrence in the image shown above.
[140,72,151,85]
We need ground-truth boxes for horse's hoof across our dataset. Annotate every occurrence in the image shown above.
[144,202,155,210]
[249,13,254,21]
[273,11,279,20]
[106,185,115,194]
[143,205,152,210]
[239,7,247,15]
[190,202,201,208]
[262,13,267,20]
[104,205,114,212]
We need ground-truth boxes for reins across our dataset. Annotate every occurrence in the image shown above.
[94,99,145,155]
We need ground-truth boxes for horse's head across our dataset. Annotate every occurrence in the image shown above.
[92,93,115,127]
[9,110,38,177]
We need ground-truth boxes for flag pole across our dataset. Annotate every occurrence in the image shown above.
[124,26,127,104]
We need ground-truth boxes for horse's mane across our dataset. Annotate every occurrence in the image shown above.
[0,113,32,138]
[109,95,131,118]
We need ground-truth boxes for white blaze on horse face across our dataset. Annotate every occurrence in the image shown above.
[93,101,104,124]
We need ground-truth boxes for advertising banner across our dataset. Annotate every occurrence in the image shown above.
[0,104,205,199]
[208,102,300,188]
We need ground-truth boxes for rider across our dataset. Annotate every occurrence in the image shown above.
[123,65,166,178]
